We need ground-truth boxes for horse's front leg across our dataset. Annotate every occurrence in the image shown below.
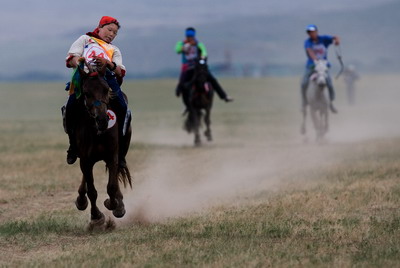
[79,159,104,223]
[194,110,201,146]
[301,107,307,135]
[310,109,320,140]
[324,109,329,134]
[75,176,88,211]
[104,156,126,218]
[204,108,212,141]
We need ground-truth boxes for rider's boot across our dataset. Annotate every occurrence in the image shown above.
[67,132,78,165]
[329,102,338,114]
[63,94,78,165]
[224,96,234,102]
[208,75,233,102]
[175,84,182,97]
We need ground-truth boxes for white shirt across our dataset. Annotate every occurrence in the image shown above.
[67,35,126,71]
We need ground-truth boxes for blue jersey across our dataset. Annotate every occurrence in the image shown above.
[304,35,334,67]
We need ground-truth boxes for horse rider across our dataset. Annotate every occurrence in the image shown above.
[343,64,360,104]
[175,27,233,108]
[301,24,340,113]
[64,16,130,167]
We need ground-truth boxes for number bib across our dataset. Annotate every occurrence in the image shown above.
[83,39,111,62]
[311,43,327,60]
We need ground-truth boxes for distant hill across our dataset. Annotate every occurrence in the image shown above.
[118,0,399,78]
[1,1,398,81]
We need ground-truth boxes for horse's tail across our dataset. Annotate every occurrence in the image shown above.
[105,165,132,188]
[184,109,202,133]
[118,165,132,189]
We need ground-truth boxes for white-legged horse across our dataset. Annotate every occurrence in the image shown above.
[301,60,330,142]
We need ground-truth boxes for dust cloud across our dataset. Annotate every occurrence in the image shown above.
[121,148,282,224]
[121,75,400,224]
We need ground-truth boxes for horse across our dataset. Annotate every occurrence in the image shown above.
[301,60,330,142]
[73,61,132,228]
[183,59,214,146]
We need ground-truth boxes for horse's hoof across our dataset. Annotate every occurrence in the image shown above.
[194,137,202,146]
[113,205,126,218]
[88,212,106,231]
[204,131,212,141]
[75,196,88,211]
[104,198,116,211]
[104,217,116,230]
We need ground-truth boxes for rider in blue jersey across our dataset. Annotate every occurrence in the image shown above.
[175,27,233,108]
[301,24,340,113]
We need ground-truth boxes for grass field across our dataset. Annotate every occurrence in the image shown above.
[0,75,400,267]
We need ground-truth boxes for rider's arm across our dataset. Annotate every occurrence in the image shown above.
[304,39,318,62]
[66,35,87,68]
[110,46,126,77]
[306,47,318,62]
[175,41,184,54]
[197,42,208,59]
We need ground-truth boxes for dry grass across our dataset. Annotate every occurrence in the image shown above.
[0,75,400,267]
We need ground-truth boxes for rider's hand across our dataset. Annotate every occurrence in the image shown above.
[183,43,191,53]
[93,56,109,68]
[333,36,340,46]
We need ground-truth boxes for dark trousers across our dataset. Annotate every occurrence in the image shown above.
[176,68,227,105]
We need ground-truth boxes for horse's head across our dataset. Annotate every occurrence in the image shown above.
[78,63,110,133]
[312,60,328,87]
[193,58,210,93]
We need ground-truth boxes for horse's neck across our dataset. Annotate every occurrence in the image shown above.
[76,101,95,129]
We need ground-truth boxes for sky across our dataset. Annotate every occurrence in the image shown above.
[0,0,392,42]
[0,0,395,79]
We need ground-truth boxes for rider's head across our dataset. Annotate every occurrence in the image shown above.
[94,16,121,43]
[306,24,318,40]
[185,27,196,41]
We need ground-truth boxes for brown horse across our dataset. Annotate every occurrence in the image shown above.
[184,59,214,146]
[73,62,132,227]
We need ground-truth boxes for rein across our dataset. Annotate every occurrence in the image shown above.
[335,45,344,79]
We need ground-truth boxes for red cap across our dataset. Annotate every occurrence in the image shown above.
[98,16,120,28]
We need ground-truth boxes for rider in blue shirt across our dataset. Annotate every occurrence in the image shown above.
[301,24,340,113]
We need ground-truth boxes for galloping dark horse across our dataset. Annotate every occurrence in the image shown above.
[184,59,214,146]
[73,62,132,227]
